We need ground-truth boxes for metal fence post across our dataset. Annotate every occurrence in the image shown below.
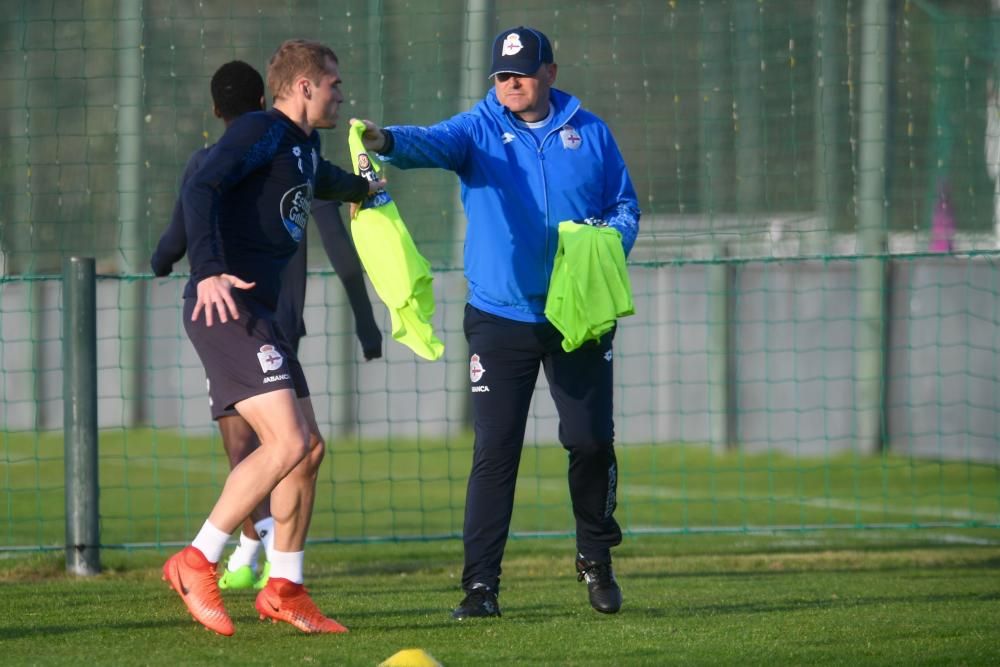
[708,244,737,451]
[854,0,893,454]
[63,256,100,575]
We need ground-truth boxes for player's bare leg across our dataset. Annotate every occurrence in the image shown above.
[204,388,311,533]
[265,397,324,549]
[219,415,272,526]
[235,393,347,633]
[163,388,310,634]
[217,415,274,590]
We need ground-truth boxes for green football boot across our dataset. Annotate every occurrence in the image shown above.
[253,560,271,591]
[217,559,256,590]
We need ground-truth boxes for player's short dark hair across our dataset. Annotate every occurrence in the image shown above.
[211,60,265,120]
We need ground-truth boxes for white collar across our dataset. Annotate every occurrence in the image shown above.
[514,107,554,129]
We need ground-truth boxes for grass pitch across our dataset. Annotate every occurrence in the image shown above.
[2,428,999,663]
[1,532,999,665]
[4,429,999,548]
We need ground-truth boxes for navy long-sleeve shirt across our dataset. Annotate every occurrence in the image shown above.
[152,113,382,358]
[152,147,208,278]
[180,108,369,313]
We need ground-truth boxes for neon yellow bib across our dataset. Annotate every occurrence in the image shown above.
[347,121,444,361]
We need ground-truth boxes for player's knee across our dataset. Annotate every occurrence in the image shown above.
[561,429,613,460]
[305,435,326,472]
[263,430,312,475]
[281,434,324,481]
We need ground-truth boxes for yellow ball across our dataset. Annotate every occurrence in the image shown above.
[378,648,443,667]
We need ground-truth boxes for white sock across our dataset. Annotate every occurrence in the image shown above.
[190,520,230,564]
[254,517,275,561]
[268,549,304,584]
[226,533,261,572]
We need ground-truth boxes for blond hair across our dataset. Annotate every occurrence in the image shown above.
[267,39,339,101]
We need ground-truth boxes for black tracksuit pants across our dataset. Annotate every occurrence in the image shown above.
[461,304,622,594]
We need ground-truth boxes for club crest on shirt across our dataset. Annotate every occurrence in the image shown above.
[560,125,582,150]
[469,353,486,383]
[257,344,284,373]
[280,182,312,242]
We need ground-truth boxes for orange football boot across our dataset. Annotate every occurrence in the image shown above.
[254,577,348,634]
[162,546,235,636]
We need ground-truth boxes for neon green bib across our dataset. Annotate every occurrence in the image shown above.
[544,221,635,353]
[347,121,444,361]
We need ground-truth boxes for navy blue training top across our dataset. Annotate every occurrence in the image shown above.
[153,150,382,359]
[181,108,369,313]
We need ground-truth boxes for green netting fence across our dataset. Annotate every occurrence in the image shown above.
[1,0,999,553]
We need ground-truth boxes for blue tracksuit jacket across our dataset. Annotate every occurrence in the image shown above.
[381,87,640,323]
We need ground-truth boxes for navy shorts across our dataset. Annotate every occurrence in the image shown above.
[183,297,309,420]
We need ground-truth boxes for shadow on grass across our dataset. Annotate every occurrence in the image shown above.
[610,554,1000,582]
[613,535,1000,559]
[461,590,1000,622]
[673,591,1000,617]
[0,617,212,640]
[337,559,461,577]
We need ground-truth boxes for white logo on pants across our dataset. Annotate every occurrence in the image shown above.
[470,353,486,383]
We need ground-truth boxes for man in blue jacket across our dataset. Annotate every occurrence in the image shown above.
[355,25,640,618]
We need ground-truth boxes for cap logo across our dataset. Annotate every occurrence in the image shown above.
[501,33,525,56]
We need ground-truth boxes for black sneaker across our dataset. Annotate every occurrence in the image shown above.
[576,553,622,614]
[452,584,501,619]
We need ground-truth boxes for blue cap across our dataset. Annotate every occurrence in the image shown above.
[488,26,553,78]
